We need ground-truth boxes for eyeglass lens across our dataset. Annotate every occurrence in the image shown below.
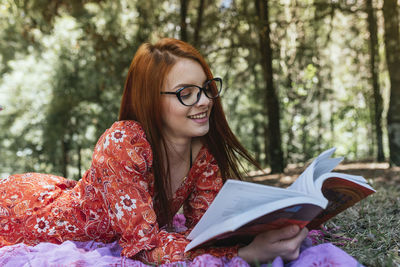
[180,79,221,106]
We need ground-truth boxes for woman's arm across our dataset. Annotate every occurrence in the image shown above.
[89,121,193,264]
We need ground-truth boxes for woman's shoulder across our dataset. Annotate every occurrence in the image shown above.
[108,120,145,134]
[193,142,216,165]
[103,120,147,143]
[95,120,152,161]
[191,142,219,174]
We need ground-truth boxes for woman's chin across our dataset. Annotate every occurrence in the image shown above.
[190,126,210,138]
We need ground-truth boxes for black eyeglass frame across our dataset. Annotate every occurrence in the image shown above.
[160,77,223,106]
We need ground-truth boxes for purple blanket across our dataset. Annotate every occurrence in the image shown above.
[0,215,363,266]
[0,239,363,266]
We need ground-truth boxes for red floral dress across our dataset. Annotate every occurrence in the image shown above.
[0,120,239,264]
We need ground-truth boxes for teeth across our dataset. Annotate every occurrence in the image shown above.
[189,112,207,119]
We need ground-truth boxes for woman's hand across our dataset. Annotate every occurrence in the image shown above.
[238,225,309,264]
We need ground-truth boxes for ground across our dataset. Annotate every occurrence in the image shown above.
[247,162,400,266]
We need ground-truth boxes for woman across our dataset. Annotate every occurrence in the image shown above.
[0,38,308,265]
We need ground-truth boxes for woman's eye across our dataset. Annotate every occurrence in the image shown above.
[180,87,196,99]
[181,92,192,99]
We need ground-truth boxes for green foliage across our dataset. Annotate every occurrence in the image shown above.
[0,0,392,177]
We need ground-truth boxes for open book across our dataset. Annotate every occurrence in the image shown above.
[185,148,375,252]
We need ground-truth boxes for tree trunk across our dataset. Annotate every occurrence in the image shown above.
[61,138,69,178]
[317,88,323,154]
[312,9,323,155]
[250,60,265,165]
[383,0,400,166]
[285,73,295,163]
[354,119,359,159]
[193,0,205,44]
[252,120,262,163]
[329,100,335,147]
[180,0,189,42]
[254,0,284,173]
[366,0,385,162]
[135,0,153,44]
[301,120,307,162]
[77,144,82,179]
[263,123,270,167]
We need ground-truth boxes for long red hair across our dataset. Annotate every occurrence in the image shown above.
[119,38,259,226]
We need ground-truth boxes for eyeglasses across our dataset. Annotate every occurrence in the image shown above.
[160,77,222,106]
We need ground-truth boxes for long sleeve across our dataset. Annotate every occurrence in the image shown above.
[183,150,240,260]
[90,121,191,264]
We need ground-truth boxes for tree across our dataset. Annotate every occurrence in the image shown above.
[254,0,284,173]
[193,0,205,44]
[366,0,385,162]
[1,0,396,176]
[180,0,189,42]
[383,0,400,166]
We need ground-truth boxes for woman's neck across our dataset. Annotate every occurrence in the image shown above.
[163,138,192,165]
[162,137,193,195]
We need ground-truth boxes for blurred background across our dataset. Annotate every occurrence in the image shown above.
[1,0,399,179]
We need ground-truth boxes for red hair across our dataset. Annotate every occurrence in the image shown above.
[119,38,259,226]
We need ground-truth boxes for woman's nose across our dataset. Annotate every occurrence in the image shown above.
[195,90,211,106]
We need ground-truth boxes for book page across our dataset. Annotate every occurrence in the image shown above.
[313,157,343,180]
[288,148,343,196]
[288,161,315,193]
[187,180,308,240]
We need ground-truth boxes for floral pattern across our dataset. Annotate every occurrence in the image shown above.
[0,120,238,265]
[110,130,126,143]
[65,223,78,233]
[34,217,50,233]
[114,203,124,220]
[120,194,137,211]
[38,191,55,202]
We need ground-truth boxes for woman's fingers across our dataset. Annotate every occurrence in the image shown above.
[266,224,301,243]
[278,227,309,261]
[238,225,309,264]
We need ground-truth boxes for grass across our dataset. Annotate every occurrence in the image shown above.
[250,162,400,267]
[325,179,400,266]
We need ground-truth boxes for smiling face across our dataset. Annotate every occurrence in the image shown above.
[161,58,213,143]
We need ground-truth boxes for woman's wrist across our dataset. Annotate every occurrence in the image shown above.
[238,246,253,263]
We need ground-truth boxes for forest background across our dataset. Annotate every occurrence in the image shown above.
[0,0,400,179]
[1,1,400,265]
